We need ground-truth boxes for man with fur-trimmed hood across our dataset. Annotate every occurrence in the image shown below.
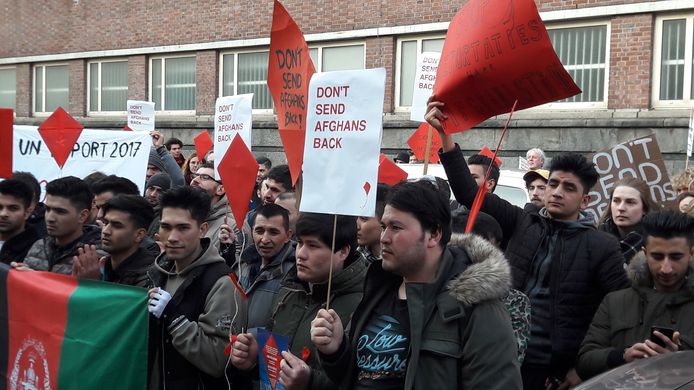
[577,210,694,379]
[310,180,521,389]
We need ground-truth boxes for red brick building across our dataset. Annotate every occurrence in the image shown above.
[1,0,692,171]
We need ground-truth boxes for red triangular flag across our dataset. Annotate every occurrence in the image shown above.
[407,123,442,164]
[267,0,316,185]
[478,147,502,168]
[38,107,84,169]
[217,134,258,230]
[378,153,408,186]
[194,130,214,160]
[0,109,13,178]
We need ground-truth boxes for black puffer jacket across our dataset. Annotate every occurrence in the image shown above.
[439,144,629,372]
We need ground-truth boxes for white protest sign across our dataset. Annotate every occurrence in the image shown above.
[301,68,386,216]
[214,94,253,175]
[410,52,441,122]
[518,156,529,170]
[688,101,694,157]
[13,126,152,199]
[127,100,156,132]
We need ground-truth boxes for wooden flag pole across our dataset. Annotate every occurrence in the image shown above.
[326,214,338,310]
[422,125,434,175]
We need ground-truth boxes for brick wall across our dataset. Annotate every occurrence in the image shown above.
[68,60,85,116]
[127,55,147,101]
[365,36,395,112]
[195,51,218,115]
[15,64,31,117]
[608,14,653,109]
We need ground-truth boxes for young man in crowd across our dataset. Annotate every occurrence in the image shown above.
[16,176,103,275]
[91,175,140,225]
[260,164,293,206]
[0,179,39,264]
[577,210,694,379]
[524,169,549,208]
[310,180,521,389]
[468,153,500,193]
[356,183,389,262]
[426,98,629,389]
[231,212,369,390]
[274,191,299,235]
[12,171,47,239]
[146,186,234,389]
[165,137,185,167]
[256,156,272,184]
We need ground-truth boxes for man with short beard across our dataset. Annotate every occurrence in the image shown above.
[523,169,549,208]
[0,179,39,264]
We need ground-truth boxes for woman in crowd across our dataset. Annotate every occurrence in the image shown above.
[677,191,694,216]
[181,152,201,184]
[598,177,658,264]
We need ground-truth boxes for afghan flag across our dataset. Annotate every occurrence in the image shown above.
[0,264,149,389]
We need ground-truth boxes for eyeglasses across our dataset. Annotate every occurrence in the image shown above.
[191,173,221,184]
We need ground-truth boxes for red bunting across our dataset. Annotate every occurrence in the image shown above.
[377,153,408,186]
[407,123,442,164]
[0,109,12,178]
[37,107,84,169]
[434,0,580,134]
[267,0,316,185]
[217,134,258,231]
[478,147,502,168]
[194,130,214,160]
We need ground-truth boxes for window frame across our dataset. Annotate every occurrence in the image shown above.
[148,54,197,115]
[218,48,274,114]
[32,62,70,116]
[308,41,367,72]
[394,34,446,112]
[87,58,129,116]
[0,66,17,111]
[652,13,694,108]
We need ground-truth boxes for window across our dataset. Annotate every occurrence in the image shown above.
[395,35,444,108]
[653,15,694,107]
[150,56,196,112]
[548,24,609,105]
[0,67,16,110]
[34,64,69,114]
[88,60,128,112]
[309,43,366,72]
[221,51,273,110]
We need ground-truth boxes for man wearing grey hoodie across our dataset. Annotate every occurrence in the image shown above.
[147,130,184,187]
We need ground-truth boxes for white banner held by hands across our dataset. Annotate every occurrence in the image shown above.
[410,52,441,122]
[301,68,386,217]
[127,100,156,132]
[214,94,253,175]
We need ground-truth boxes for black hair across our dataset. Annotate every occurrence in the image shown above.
[91,175,140,196]
[165,138,183,150]
[45,176,93,212]
[468,154,500,192]
[266,164,292,192]
[386,180,451,248]
[253,203,290,231]
[159,186,211,225]
[0,179,34,208]
[102,194,155,230]
[549,153,599,194]
[375,183,390,220]
[642,210,694,246]
[296,213,357,256]
[451,209,503,245]
[11,171,41,204]
[83,171,107,191]
[256,156,272,169]
[199,162,214,171]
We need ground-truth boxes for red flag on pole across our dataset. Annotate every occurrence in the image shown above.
[0,109,13,178]
[408,123,442,164]
[38,107,84,169]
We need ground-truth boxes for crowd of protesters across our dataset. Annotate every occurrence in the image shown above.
[1,98,693,389]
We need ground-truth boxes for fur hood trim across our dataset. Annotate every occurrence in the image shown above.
[627,251,694,294]
[446,234,511,305]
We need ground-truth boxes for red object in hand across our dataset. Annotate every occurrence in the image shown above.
[301,346,311,362]
[224,335,238,356]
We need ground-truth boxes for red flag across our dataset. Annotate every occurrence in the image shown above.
[433,0,580,134]
[267,0,316,185]
[38,107,84,169]
[377,154,408,186]
[478,147,502,168]
[194,130,214,160]
[0,108,13,178]
[217,134,258,230]
[122,125,133,131]
[407,123,442,164]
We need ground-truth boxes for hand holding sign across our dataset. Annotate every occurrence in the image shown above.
[127,100,155,132]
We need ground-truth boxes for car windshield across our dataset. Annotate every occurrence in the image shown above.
[495,185,528,208]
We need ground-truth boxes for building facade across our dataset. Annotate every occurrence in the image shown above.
[1,0,693,173]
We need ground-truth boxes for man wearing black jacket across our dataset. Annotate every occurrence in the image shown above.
[0,179,39,264]
[426,99,629,389]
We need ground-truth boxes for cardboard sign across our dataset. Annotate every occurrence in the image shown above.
[258,329,289,390]
[214,94,253,175]
[433,0,581,133]
[410,52,441,122]
[127,100,155,132]
[267,0,316,185]
[13,126,152,199]
[586,134,676,223]
[688,102,694,157]
[301,68,386,216]
[407,122,442,163]
[0,109,12,178]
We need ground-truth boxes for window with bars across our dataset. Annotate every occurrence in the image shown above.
[655,16,694,105]
[0,67,16,110]
[396,36,445,108]
[89,60,128,112]
[150,56,196,111]
[34,64,69,113]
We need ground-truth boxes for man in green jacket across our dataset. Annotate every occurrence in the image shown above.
[310,180,521,389]
[578,210,694,379]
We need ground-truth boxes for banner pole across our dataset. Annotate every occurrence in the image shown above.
[326,214,338,310]
[422,125,433,175]
[686,154,690,171]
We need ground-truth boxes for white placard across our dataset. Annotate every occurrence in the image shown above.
[13,126,152,200]
[518,156,529,171]
[214,94,253,175]
[410,52,441,122]
[127,100,156,132]
[688,102,694,157]
[301,68,386,216]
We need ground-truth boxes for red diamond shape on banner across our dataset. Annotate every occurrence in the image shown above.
[0,108,13,178]
[194,130,213,160]
[407,122,442,164]
[218,134,258,230]
[38,107,84,169]
[378,153,408,186]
